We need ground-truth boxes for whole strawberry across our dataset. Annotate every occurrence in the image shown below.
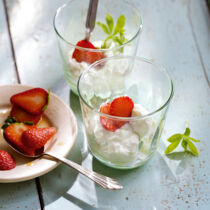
[0,150,16,170]
[22,127,56,149]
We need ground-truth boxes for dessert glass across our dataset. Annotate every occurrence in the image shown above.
[78,56,173,169]
[53,0,142,94]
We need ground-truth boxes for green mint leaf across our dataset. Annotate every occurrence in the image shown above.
[187,140,199,156]
[167,134,183,142]
[184,127,190,136]
[102,36,113,48]
[113,15,125,35]
[97,22,110,35]
[181,139,188,151]
[185,136,200,142]
[105,13,114,34]
[112,36,123,45]
[164,141,181,154]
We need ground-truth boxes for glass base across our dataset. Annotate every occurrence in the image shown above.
[89,146,156,170]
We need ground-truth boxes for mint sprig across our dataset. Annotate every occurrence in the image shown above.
[97,14,128,52]
[164,127,200,156]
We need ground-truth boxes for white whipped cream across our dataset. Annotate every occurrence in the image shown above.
[86,104,155,165]
[68,41,129,82]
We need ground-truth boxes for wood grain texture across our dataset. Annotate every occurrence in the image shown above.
[0,0,209,209]
[0,1,42,209]
[0,0,17,84]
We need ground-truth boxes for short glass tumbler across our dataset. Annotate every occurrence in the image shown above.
[78,56,173,169]
[54,0,142,94]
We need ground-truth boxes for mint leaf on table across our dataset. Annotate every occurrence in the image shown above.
[167,134,182,142]
[97,14,128,52]
[165,140,181,154]
[187,140,199,156]
[164,126,200,156]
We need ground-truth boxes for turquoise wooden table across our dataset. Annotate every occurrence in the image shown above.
[0,0,209,209]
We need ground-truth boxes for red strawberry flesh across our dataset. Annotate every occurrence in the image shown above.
[10,88,49,115]
[110,96,134,117]
[22,127,56,149]
[4,123,35,156]
[99,102,118,132]
[72,39,105,64]
[0,150,16,170]
[11,105,41,124]
[99,97,134,131]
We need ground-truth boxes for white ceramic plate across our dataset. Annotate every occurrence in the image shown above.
[0,85,78,183]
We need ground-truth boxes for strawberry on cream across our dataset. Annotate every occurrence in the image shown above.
[86,104,155,165]
[84,96,156,166]
[68,41,128,82]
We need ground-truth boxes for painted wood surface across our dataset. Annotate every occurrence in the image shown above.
[0,0,42,209]
[0,0,209,209]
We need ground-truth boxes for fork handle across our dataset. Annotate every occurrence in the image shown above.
[44,152,123,190]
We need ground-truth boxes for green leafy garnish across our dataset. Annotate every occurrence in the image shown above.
[42,90,50,112]
[97,14,128,52]
[1,116,34,130]
[164,126,200,156]
[1,116,18,130]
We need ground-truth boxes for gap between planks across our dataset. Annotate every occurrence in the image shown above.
[187,0,210,88]
[2,0,45,209]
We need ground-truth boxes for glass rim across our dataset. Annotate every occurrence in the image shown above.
[77,56,174,120]
[53,0,143,53]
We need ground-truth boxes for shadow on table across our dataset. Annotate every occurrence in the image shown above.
[90,151,187,209]
[165,151,192,175]
[39,87,190,209]
[39,90,88,206]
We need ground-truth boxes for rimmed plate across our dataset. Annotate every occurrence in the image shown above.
[0,84,78,183]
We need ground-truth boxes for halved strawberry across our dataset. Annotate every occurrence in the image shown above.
[110,96,134,117]
[11,105,41,125]
[99,97,134,131]
[10,88,49,115]
[72,39,105,64]
[99,102,118,132]
[0,150,16,170]
[110,96,134,129]
[22,127,56,149]
[3,123,35,156]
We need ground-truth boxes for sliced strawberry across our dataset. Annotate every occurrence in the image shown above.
[110,96,134,128]
[110,96,134,117]
[10,88,49,115]
[11,105,41,125]
[0,150,16,170]
[72,39,105,64]
[99,102,118,132]
[22,127,56,149]
[4,123,35,156]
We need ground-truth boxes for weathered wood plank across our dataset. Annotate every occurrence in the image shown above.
[4,0,210,209]
[5,0,66,89]
[0,0,17,84]
[40,1,210,209]
[188,0,210,86]
[0,0,41,209]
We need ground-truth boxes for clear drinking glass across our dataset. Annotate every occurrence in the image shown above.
[53,0,142,94]
[78,56,173,169]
